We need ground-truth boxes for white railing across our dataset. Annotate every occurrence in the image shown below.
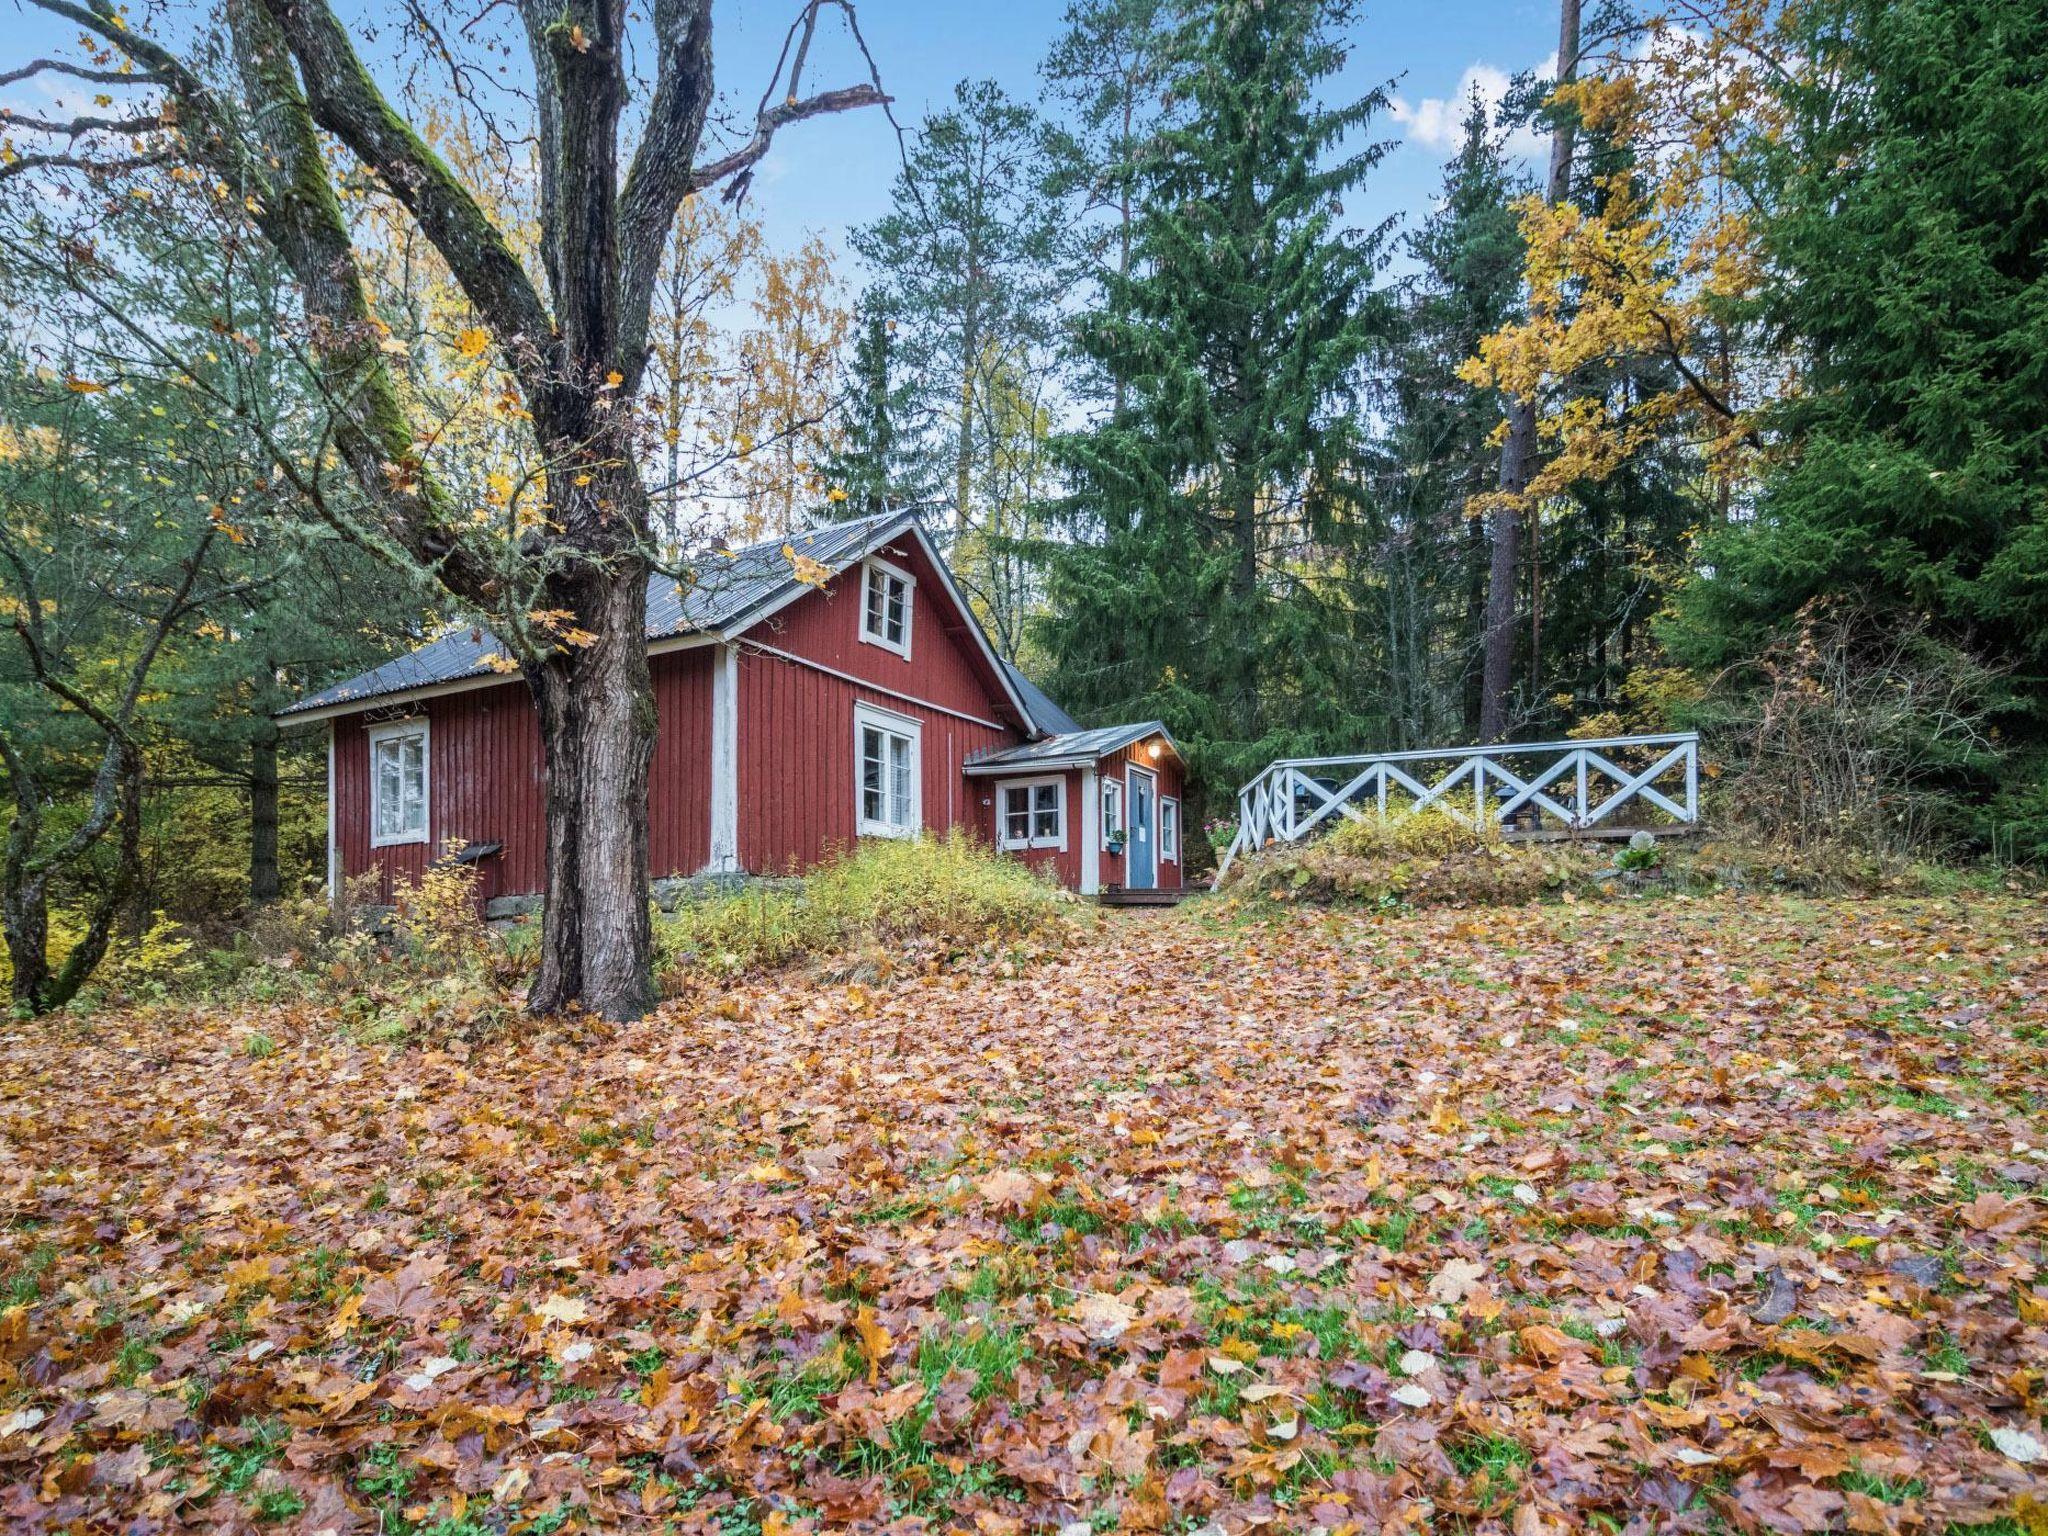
[1217,732,1700,878]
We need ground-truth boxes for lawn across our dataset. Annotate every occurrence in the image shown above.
[3,892,2045,1534]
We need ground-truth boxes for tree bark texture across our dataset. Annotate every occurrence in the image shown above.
[249,730,281,905]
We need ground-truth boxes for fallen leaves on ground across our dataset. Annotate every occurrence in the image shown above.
[2,893,2046,1534]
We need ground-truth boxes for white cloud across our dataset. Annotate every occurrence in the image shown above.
[1390,59,1551,162]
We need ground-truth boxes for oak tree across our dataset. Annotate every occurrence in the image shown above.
[5,0,888,1018]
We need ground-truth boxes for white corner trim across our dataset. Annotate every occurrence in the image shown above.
[994,774,1068,852]
[853,700,923,838]
[707,643,740,873]
[856,554,916,660]
[1080,767,1100,895]
[366,717,430,848]
[326,723,340,903]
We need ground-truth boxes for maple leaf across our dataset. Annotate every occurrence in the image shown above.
[1427,1256,1487,1304]
[598,1267,669,1303]
[1958,1192,2037,1235]
[532,1292,588,1325]
[975,1167,1038,1209]
[359,1255,448,1323]
[1075,1290,1139,1343]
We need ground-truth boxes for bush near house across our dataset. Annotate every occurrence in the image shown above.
[656,831,1073,982]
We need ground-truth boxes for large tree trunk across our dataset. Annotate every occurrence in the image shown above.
[525,473,659,1022]
[249,730,281,905]
[1479,0,1582,743]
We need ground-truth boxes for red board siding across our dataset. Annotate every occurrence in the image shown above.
[741,539,1023,730]
[979,767,1086,889]
[333,681,540,904]
[335,646,716,900]
[735,643,1017,872]
[648,647,715,876]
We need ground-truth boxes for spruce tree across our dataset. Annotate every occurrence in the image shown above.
[1672,0,2048,713]
[816,305,919,521]
[1042,0,1396,792]
[1378,92,1527,740]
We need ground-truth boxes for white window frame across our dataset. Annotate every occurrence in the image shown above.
[1101,776,1125,850]
[996,775,1067,852]
[853,701,922,838]
[367,717,430,848]
[858,555,916,659]
[1161,795,1180,863]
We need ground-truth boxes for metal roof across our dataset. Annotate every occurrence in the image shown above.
[964,720,1182,774]
[1000,661,1082,737]
[279,511,923,719]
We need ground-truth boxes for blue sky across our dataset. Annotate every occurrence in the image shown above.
[5,0,1559,275]
[718,0,1559,269]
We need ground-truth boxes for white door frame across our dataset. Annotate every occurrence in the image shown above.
[1125,763,1158,890]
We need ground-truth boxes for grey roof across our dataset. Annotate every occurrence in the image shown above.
[1000,660,1082,736]
[965,720,1181,773]
[279,511,918,718]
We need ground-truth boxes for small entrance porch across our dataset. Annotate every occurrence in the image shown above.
[966,723,1188,895]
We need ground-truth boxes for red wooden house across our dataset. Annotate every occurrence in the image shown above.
[279,511,1186,908]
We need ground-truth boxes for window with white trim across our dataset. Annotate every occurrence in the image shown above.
[855,702,921,837]
[1160,796,1180,862]
[859,556,914,657]
[1101,776,1125,849]
[368,719,429,847]
[997,777,1065,851]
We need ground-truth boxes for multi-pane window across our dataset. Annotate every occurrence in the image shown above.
[860,557,914,656]
[1161,796,1180,863]
[998,778,1064,850]
[1101,777,1125,849]
[369,720,429,846]
[856,704,920,836]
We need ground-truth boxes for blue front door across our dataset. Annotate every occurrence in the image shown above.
[1127,769,1157,889]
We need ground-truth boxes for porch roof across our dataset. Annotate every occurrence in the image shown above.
[963,721,1182,775]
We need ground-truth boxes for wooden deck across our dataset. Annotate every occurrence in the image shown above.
[1097,886,1194,907]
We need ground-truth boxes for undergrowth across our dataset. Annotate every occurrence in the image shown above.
[1215,807,2016,910]
[655,830,1073,985]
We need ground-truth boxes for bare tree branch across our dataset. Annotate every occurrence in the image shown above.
[688,82,889,194]
[0,108,168,136]
[0,150,169,183]
[0,57,163,88]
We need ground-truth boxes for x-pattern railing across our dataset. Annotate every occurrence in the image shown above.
[1218,732,1700,878]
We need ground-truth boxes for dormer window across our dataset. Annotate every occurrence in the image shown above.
[859,555,914,658]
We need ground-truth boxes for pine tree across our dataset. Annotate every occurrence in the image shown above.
[1041,0,1397,793]
[851,80,1066,542]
